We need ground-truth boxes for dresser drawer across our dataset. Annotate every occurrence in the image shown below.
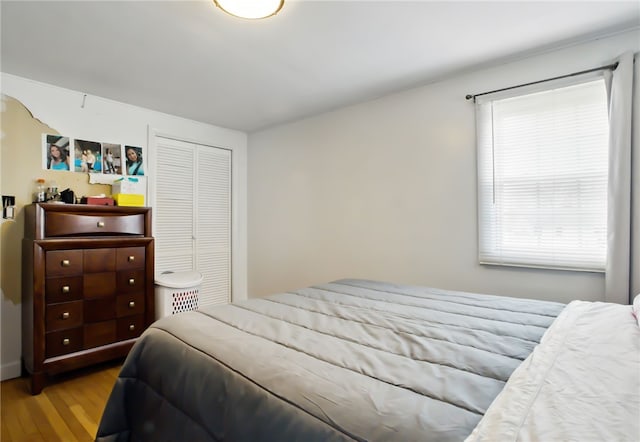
[46,301,83,332]
[83,273,117,299]
[45,276,83,303]
[116,270,146,294]
[116,247,145,270]
[84,321,117,349]
[84,297,116,322]
[84,248,116,273]
[116,293,145,317]
[117,315,145,340]
[45,327,83,358]
[46,250,83,277]
[45,212,146,237]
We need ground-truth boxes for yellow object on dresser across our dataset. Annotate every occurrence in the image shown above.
[113,193,145,207]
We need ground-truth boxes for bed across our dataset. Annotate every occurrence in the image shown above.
[95,279,639,441]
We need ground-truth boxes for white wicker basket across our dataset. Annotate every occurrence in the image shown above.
[154,271,203,320]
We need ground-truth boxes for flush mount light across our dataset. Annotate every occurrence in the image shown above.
[214,0,284,19]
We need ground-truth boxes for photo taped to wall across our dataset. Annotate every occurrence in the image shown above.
[74,139,102,173]
[102,143,122,175]
[124,145,144,176]
[43,134,71,171]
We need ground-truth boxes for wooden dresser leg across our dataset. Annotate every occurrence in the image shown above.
[30,372,45,395]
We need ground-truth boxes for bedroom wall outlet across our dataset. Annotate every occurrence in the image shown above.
[2,195,16,220]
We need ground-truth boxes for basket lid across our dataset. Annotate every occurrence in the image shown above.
[155,271,203,288]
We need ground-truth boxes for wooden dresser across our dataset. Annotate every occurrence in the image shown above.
[22,203,154,394]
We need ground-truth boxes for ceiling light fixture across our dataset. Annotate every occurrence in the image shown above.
[214,0,284,19]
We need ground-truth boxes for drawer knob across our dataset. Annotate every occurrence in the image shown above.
[97,221,105,228]
[61,259,70,267]
[129,324,135,331]
[62,338,70,346]
[128,255,135,262]
[128,278,135,286]
[128,301,136,308]
[61,285,70,294]
[61,312,70,320]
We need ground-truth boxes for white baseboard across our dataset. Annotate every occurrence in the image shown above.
[1,360,21,381]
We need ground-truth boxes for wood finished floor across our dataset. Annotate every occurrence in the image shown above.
[0,360,123,442]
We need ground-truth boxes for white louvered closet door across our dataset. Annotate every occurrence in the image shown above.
[155,136,231,307]
[155,138,195,273]
[195,146,231,307]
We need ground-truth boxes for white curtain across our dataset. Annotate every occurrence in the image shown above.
[605,52,637,304]
[632,54,640,301]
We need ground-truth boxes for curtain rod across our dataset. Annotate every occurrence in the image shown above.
[465,62,618,102]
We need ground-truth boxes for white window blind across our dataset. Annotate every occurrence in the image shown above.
[476,77,609,271]
[155,137,232,306]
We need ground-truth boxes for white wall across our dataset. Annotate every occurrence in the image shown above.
[248,28,640,303]
[0,73,248,380]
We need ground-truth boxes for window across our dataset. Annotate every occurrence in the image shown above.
[476,76,609,271]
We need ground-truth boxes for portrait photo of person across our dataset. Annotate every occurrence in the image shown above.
[102,143,122,175]
[74,139,102,173]
[124,145,144,176]
[44,135,71,171]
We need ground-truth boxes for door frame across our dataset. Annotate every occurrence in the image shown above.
[147,126,248,302]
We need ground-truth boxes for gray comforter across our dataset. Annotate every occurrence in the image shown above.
[96,279,564,441]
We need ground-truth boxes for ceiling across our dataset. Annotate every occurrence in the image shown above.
[1,1,639,133]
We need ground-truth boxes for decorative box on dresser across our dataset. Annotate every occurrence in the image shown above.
[22,203,155,394]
